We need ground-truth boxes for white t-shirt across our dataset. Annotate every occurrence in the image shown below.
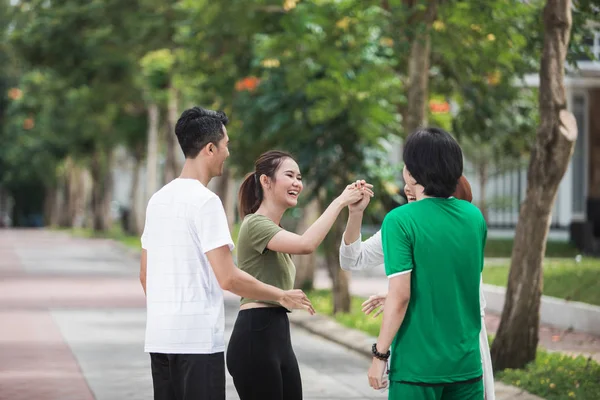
[141,178,233,354]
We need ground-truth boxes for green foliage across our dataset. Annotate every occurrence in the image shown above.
[497,351,600,400]
[433,0,542,160]
[2,0,599,230]
[231,0,403,213]
[306,289,381,337]
[482,257,600,306]
[1,70,71,187]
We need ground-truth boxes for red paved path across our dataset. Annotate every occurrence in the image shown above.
[0,230,142,400]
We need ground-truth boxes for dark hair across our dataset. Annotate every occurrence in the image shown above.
[403,127,463,198]
[174,106,229,158]
[238,150,294,219]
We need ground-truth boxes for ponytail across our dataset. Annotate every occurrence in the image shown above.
[238,172,262,219]
[238,150,295,219]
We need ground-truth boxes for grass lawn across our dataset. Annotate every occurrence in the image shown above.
[483,258,600,306]
[485,239,579,258]
[307,289,600,400]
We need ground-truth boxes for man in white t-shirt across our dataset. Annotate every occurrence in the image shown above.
[140,106,314,400]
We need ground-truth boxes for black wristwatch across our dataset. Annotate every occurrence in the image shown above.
[371,344,390,361]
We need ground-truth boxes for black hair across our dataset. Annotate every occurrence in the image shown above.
[174,106,229,158]
[402,127,463,198]
[238,150,294,219]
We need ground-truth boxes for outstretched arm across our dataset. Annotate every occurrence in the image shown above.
[267,183,372,255]
[339,181,383,271]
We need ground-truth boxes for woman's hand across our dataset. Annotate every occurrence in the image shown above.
[337,180,374,208]
[362,293,387,318]
[348,180,374,213]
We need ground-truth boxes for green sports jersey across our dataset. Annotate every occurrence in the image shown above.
[382,197,487,384]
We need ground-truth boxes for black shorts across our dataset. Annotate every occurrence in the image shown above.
[150,352,225,400]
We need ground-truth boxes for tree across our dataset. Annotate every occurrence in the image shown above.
[398,0,440,135]
[9,0,158,231]
[490,0,578,370]
[232,1,402,312]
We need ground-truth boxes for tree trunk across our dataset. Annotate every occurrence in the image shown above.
[146,103,160,201]
[320,199,351,314]
[90,147,114,232]
[44,185,60,227]
[126,154,144,235]
[164,85,181,183]
[71,166,88,228]
[402,0,438,135]
[212,167,235,229]
[478,161,488,222]
[293,200,320,290]
[66,160,81,227]
[58,161,71,227]
[490,0,576,371]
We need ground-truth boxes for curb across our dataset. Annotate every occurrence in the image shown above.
[483,284,600,336]
[288,311,545,400]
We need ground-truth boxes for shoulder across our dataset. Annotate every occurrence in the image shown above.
[457,200,485,220]
[242,214,279,231]
[384,203,416,224]
[186,184,222,213]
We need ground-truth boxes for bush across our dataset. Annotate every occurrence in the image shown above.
[497,351,600,400]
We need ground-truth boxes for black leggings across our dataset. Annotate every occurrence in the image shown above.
[226,307,302,400]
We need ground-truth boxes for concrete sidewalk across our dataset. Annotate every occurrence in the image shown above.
[0,229,387,400]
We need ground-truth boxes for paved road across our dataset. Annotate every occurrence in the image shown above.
[0,229,386,400]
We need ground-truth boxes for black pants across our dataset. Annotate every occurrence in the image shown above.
[226,307,302,400]
[150,352,225,400]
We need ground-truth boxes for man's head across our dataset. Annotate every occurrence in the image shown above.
[402,127,463,199]
[175,106,230,177]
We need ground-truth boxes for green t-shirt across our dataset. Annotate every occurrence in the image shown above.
[382,197,487,384]
[236,214,296,308]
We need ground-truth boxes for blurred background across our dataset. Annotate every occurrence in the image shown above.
[1,1,600,398]
[1,0,599,304]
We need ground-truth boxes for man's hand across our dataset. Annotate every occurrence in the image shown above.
[348,180,374,213]
[362,293,387,318]
[279,289,316,315]
[368,357,388,390]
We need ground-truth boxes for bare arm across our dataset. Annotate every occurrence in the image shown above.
[267,184,370,255]
[205,245,314,312]
[266,198,345,254]
[375,273,411,354]
[368,273,411,390]
[140,249,147,295]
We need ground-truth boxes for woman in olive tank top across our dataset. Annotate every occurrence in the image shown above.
[226,150,373,400]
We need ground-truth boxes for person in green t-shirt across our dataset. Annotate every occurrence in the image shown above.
[367,128,487,400]
[226,150,373,400]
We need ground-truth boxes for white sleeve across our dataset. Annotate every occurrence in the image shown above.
[194,196,234,254]
[338,230,385,271]
[479,276,487,316]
